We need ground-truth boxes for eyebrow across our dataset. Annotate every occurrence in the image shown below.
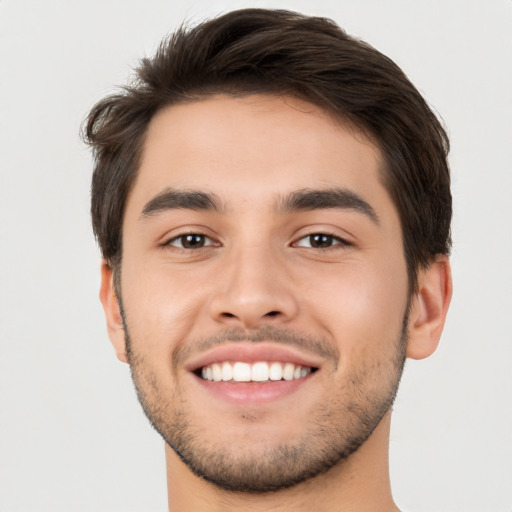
[140,189,223,218]
[276,188,379,224]
[140,186,378,225]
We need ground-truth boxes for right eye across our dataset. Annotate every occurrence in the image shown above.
[165,234,216,249]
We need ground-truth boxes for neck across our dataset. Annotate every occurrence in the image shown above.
[165,412,399,512]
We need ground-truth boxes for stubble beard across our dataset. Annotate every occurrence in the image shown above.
[120,302,408,494]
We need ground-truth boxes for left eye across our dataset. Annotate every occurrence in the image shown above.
[295,233,347,249]
[166,234,215,249]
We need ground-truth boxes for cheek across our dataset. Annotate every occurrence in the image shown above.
[121,262,208,357]
[304,259,408,358]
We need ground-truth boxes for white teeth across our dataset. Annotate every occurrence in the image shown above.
[283,363,295,381]
[200,361,312,382]
[232,362,251,382]
[269,361,283,381]
[251,362,269,381]
[212,363,222,382]
[221,361,233,381]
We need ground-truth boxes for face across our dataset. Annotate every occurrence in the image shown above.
[114,94,410,492]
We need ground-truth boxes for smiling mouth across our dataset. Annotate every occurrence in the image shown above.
[197,361,318,383]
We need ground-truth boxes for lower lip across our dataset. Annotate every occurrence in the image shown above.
[193,374,314,404]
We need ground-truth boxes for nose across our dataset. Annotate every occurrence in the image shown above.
[208,244,299,329]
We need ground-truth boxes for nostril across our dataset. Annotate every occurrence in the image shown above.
[265,311,280,317]
[222,312,236,318]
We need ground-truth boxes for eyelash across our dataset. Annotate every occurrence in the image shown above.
[293,233,352,250]
[163,233,217,250]
[162,232,351,251]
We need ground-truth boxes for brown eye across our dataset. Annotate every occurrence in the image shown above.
[309,234,335,248]
[295,233,349,249]
[168,234,214,249]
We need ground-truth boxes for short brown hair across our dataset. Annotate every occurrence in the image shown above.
[83,8,451,292]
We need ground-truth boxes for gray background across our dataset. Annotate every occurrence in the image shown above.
[1,0,511,510]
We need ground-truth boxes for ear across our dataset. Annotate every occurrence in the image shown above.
[406,256,453,360]
[99,261,128,363]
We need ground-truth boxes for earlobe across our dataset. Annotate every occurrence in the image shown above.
[99,261,128,363]
[406,256,453,360]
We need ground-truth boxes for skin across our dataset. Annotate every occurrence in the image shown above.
[100,94,452,511]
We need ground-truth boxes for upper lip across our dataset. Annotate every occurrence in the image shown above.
[185,342,324,373]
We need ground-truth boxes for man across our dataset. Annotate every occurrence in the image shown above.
[84,8,452,511]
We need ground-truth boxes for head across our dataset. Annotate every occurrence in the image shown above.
[84,9,452,494]
[85,8,451,295]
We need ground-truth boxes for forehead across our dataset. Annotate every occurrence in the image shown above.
[126,94,392,219]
